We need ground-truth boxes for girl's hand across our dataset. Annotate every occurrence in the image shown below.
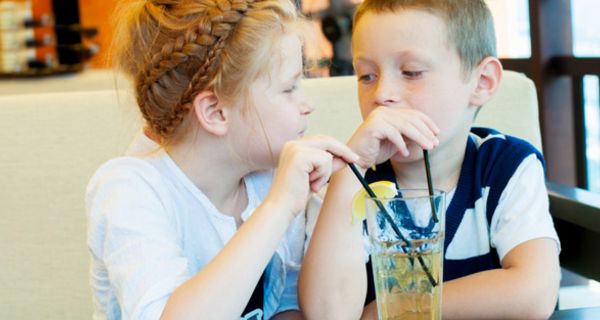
[348,106,440,168]
[267,135,359,217]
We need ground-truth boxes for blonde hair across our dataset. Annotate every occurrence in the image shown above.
[353,0,496,74]
[111,0,299,143]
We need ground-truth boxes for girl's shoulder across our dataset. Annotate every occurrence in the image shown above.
[85,156,167,206]
[89,156,161,187]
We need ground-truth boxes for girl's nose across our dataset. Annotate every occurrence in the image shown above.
[298,88,315,115]
[300,100,315,115]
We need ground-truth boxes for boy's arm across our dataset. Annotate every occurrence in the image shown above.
[441,238,560,319]
[361,238,559,320]
[362,154,561,320]
[299,106,440,319]
[441,155,560,319]
[298,167,367,320]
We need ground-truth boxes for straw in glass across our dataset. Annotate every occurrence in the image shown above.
[422,150,439,223]
[348,163,438,287]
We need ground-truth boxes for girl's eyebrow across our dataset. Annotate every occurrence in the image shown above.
[285,71,302,84]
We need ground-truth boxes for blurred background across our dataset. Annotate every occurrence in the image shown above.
[6,0,595,192]
[1,0,599,311]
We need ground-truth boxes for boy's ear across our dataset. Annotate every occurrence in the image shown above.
[470,57,503,107]
[192,91,230,136]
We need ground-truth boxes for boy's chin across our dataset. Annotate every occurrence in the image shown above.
[390,148,425,163]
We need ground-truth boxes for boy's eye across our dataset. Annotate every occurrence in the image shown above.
[358,74,375,82]
[402,70,424,79]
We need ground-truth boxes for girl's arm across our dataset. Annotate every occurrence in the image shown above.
[162,199,298,320]
[162,136,359,319]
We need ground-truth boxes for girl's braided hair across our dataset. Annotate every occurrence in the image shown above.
[111,0,298,142]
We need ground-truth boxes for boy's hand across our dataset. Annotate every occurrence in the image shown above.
[348,106,440,168]
[267,135,359,218]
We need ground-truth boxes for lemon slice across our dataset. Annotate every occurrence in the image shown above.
[351,181,397,224]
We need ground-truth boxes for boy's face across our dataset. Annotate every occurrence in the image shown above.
[352,9,479,157]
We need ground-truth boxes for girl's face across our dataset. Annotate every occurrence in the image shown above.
[234,33,314,169]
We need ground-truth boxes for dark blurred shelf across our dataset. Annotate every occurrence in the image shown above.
[0,64,83,79]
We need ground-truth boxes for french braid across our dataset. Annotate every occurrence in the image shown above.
[136,0,254,138]
[111,0,299,142]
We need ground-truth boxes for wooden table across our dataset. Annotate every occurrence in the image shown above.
[550,306,600,319]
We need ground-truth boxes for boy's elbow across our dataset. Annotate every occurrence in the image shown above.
[523,274,560,319]
[299,295,363,320]
[299,285,364,320]
[522,300,556,320]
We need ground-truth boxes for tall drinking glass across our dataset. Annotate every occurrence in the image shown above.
[365,189,445,320]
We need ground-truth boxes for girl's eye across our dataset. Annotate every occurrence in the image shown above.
[358,74,375,82]
[283,85,297,94]
[402,71,424,79]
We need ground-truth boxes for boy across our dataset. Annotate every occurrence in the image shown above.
[298,0,560,319]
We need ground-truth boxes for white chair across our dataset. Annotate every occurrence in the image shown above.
[0,88,140,319]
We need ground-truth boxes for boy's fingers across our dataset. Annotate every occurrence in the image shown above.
[378,125,409,156]
[415,111,440,135]
[410,116,439,144]
[387,117,436,150]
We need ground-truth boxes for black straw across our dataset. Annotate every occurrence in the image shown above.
[423,150,439,223]
[348,163,437,287]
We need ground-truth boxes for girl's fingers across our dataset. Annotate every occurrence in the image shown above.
[331,156,348,172]
[310,176,327,192]
[303,135,360,163]
[307,151,333,191]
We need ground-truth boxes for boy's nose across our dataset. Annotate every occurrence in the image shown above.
[374,80,401,106]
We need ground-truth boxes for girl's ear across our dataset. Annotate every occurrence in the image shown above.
[192,91,230,136]
[470,57,503,107]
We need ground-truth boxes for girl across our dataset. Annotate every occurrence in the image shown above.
[85,0,358,319]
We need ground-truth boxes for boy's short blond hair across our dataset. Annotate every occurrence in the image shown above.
[353,0,496,74]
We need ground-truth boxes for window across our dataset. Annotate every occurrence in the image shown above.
[486,0,531,58]
[572,0,600,192]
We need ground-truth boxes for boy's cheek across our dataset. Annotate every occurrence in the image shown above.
[358,103,375,119]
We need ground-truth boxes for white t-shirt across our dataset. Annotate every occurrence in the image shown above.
[86,147,305,319]
[444,154,560,262]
